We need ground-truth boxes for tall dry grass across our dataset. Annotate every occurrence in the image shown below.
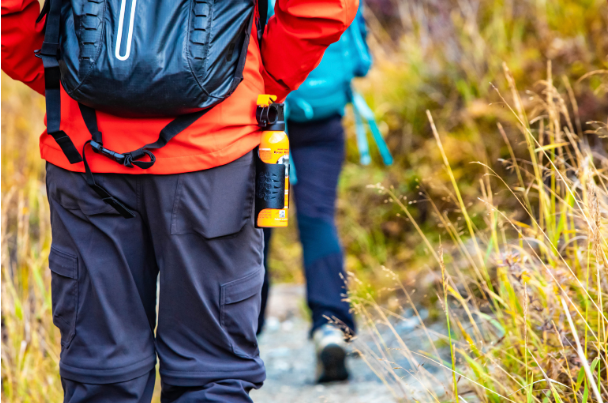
[350,65,608,402]
[344,0,608,401]
[1,76,62,401]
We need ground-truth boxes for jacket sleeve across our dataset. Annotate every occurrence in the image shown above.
[261,0,359,101]
[1,0,46,95]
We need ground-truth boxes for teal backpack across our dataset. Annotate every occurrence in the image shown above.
[268,1,392,169]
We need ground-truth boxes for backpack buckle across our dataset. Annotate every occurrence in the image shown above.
[34,42,60,59]
[90,140,126,165]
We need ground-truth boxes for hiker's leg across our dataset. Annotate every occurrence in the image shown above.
[288,115,356,335]
[257,228,273,334]
[144,152,265,399]
[160,379,258,403]
[62,369,156,403]
[45,164,158,400]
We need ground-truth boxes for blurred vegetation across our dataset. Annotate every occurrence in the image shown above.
[1,0,607,401]
[268,0,608,292]
[2,74,61,401]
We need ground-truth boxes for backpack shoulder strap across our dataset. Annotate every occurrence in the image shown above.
[348,7,373,78]
[257,0,268,45]
[35,0,82,164]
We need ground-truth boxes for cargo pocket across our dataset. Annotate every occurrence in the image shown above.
[48,247,79,348]
[171,152,255,238]
[220,268,264,358]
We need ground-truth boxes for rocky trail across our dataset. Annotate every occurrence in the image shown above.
[250,284,451,403]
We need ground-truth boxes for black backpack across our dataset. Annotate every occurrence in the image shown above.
[37,0,268,217]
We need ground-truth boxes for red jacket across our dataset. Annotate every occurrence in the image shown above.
[1,0,358,174]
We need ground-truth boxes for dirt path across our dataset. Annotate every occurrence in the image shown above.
[250,284,449,403]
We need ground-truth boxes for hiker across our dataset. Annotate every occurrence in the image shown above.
[257,0,390,383]
[1,0,358,401]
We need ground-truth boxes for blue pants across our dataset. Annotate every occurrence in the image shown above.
[46,152,265,402]
[258,115,355,336]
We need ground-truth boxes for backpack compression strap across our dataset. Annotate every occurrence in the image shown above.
[78,103,210,218]
[35,0,82,164]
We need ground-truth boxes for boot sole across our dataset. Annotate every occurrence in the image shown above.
[318,344,349,383]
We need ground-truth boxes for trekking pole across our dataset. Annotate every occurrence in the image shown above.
[352,91,393,166]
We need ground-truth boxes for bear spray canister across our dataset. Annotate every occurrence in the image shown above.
[255,95,289,228]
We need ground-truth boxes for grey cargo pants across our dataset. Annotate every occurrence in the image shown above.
[45,152,265,402]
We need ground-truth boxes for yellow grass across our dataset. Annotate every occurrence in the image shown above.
[1,0,607,401]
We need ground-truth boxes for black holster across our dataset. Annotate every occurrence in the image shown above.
[254,149,286,224]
